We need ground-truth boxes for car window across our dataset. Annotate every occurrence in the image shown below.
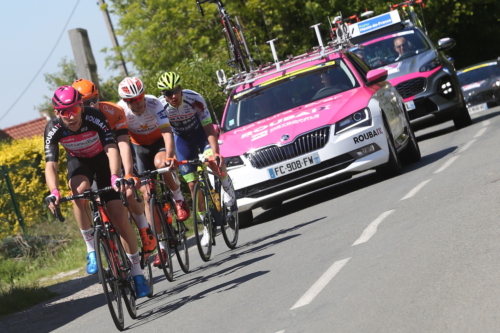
[223,60,360,131]
[458,64,500,85]
[350,29,431,69]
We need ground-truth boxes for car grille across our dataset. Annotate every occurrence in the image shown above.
[466,89,496,104]
[247,127,330,169]
[395,78,426,99]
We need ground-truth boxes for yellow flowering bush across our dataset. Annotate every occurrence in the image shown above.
[0,136,69,238]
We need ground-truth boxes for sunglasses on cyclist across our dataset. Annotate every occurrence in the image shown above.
[123,93,145,104]
[83,96,99,107]
[58,104,83,118]
[161,86,182,98]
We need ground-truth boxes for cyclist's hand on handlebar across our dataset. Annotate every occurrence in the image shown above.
[111,174,129,193]
[45,189,61,213]
[164,157,178,169]
[125,174,141,190]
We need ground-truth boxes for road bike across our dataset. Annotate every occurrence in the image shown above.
[196,0,255,73]
[139,167,190,282]
[179,156,239,262]
[47,185,148,331]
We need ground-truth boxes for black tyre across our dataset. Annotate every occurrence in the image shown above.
[192,181,212,262]
[376,116,402,179]
[220,176,239,249]
[172,216,190,273]
[400,113,421,165]
[225,19,250,73]
[95,228,125,331]
[150,196,174,282]
[453,103,473,129]
[143,253,154,298]
[112,233,137,320]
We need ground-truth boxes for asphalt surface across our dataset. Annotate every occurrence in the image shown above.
[3,106,500,333]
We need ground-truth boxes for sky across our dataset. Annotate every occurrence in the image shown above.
[0,0,128,129]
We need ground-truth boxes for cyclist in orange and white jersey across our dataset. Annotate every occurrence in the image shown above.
[117,77,190,267]
[72,79,157,254]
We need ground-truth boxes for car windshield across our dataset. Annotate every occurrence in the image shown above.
[223,59,359,131]
[458,64,500,85]
[350,29,431,69]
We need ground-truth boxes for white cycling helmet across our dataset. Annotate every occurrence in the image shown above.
[118,77,145,99]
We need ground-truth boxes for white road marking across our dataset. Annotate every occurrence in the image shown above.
[474,127,487,138]
[352,210,395,246]
[434,156,460,174]
[456,139,476,154]
[291,258,351,310]
[275,331,285,333]
[400,179,432,200]
[483,120,490,126]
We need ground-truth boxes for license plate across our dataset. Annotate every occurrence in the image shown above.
[268,153,321,179]
[404,100,416,111]
[467,103,487,114]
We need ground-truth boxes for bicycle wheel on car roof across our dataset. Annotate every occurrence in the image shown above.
[192,181,212,262]
[95,228,125,331]
[224,18,250,73]
[150,195,174,282]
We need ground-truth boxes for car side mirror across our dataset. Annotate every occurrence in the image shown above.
[437,37,456,51]
[366,69,388,85]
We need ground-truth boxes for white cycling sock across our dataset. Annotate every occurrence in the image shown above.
[81,228,95,252]
[127,251,142,276]
[172,188,183,201]
[132,212,149,229]
[221,175,231,190]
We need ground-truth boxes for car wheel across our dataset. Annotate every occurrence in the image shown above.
[453,102,472,130]
[401,114,421,165]
[238,210,253,229]
[376,116,402,179]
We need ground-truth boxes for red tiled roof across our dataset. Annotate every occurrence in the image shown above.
[1,117,48,140]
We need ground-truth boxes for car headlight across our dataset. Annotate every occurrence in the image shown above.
[419,58,441,72]
[493,80,500,87]
[225,156,244,167]
[335,108,371,134]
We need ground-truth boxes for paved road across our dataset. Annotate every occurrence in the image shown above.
[4,107,500,333]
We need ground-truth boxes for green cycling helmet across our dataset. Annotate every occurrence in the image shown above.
[158,72,181,90]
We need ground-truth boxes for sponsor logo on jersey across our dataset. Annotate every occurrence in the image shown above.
[44,123,61,151]
[102,104,115,115]
[85,114,109,132]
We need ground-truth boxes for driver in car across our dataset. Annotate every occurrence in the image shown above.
[394,37,414,59]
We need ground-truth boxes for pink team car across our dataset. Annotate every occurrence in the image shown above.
[216,24,421,227]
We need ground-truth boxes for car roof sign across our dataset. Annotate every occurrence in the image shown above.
[350,11,401,38]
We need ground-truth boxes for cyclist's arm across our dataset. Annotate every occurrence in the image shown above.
[203,123,220,155]
[117,134,134,176]
[104,143,122,177]
[160,124,175,159]
[45,161,59,193]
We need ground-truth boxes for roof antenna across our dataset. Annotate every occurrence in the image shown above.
[267,39,280,70]
[310,23,325,57]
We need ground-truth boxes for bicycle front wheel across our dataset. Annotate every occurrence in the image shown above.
[150,195,174,282]
[95,228,125,331]
[172,215,190,273]
[220,176,239,249]
[192,181,212,262]
[111,232,137,320]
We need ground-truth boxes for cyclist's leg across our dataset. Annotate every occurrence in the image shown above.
[125,187,156,253]
[67,155,97,274]
[203,144,236,206]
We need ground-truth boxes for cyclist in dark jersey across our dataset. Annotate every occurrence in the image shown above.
[71,79,157,255]
[44,85,150,297]
[157,72,235,247]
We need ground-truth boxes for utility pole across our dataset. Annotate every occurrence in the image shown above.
[69,28,100,90]
[98,0,129,77]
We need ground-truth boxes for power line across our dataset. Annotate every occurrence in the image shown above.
[0,0,81,123]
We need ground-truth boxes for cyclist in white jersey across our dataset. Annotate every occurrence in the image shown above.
[157,72,235,247]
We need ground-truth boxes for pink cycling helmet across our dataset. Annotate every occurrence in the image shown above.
[52,85,82,110]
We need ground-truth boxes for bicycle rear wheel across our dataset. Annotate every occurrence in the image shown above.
[111,232,137,320]
[95,228,125,331]
[219,176,239,249]
[192,181,212,262]
[150,195,174,281]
